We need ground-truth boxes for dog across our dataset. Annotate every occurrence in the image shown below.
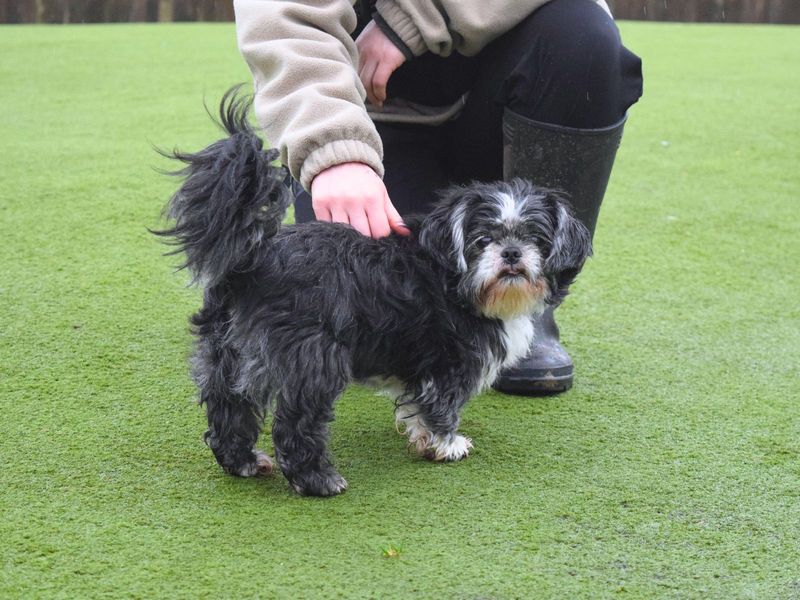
[156,89,591,496]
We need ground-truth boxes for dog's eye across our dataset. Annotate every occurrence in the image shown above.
[476,236,493,249]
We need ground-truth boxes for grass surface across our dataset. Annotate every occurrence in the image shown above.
[1,22,799,599]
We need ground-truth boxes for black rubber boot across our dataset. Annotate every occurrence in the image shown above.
[493,109,626,395]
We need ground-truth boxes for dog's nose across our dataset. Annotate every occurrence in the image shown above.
[501,247,522,265]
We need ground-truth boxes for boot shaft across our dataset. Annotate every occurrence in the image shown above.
[502,109,626,238]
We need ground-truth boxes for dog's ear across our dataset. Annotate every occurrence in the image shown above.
[544,194,592,304]
[417,185,475,273]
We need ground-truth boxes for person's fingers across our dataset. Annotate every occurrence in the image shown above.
[384,195,410,236]
[357,60,371,95]
[372,63,394,106]
[311,163,397,238]
[364,201,391,238]
[347,209,372,238]
[329,206,349,225]
[362,62,381,107]
[313,202,332,222]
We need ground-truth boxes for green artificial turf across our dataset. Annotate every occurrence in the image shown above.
[1,22,799,599]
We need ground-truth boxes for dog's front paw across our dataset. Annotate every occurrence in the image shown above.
[423,433,473,462]
[288,469,348,497]
[226,450,275,477]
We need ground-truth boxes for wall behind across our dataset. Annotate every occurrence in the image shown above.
[1,0,799,24]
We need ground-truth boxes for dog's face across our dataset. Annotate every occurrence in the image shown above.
[419,179,592,320]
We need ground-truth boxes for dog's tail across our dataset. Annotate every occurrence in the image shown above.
[155,86,291,287]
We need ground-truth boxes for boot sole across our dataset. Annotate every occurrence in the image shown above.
[492,369,574,396]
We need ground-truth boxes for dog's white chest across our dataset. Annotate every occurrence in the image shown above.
[501,315,535,368]
[481,315,534,388]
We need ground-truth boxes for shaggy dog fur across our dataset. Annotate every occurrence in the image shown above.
[157,89,591,496]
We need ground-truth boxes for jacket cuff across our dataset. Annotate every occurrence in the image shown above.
[374,0,428,57]
[299,139,385,191]
[372,12,414,61]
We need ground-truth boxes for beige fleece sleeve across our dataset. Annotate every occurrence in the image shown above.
[234,0,384,190]
[375,0,612,58]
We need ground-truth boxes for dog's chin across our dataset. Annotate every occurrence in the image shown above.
[477,269,548,320]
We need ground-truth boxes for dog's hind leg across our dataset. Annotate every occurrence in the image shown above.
[194,332,274,478]
[271,337,350,496]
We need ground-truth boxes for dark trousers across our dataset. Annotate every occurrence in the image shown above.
[295,0,643,222]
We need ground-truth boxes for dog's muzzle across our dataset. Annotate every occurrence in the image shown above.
[501,246,522,265]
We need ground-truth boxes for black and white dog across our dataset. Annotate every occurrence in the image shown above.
[158,89,591,496]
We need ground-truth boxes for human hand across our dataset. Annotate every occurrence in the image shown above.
[355,20,406,108]
[310,162,409,239]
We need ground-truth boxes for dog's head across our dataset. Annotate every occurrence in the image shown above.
[418,179,592,320]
